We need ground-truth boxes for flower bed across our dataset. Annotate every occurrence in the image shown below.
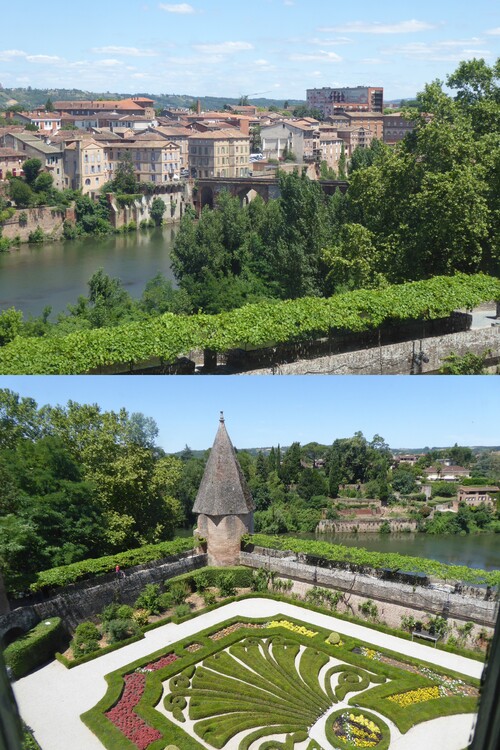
[208,622,265,640]
[267,619,318,637]
[105,654,178,749]
[326,709,390,750]
[387,686,441,707]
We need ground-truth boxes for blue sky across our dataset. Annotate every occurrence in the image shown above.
[0,1,498,100]
[0,376,497,452]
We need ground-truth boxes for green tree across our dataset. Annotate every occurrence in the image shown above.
[22,158,42,186]
[9,179,33,208]
[112,152,138,194]
[281,442,302,485]
[150,197,166,226]
[440,350,490,374]
[33,172,53,193]
[0,308,23,346]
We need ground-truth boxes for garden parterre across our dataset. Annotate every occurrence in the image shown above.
[82,611,480,750]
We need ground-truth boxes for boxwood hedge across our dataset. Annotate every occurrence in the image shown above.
[4,617,66,679]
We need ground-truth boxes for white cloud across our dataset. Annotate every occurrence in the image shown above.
[26,55,62,64]
[289,50,342,62]
[0,49,26,60]
[159,3,195,13]
[309,36,352,46]
[383,42,492,62]
[91,46,157,57]
[485,27,500,35]
[95,59,122,67]
[192,41,253,54]
[319,20,435,34]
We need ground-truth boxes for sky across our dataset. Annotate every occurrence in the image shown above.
[0,376,498,453]
[0,1,499,101]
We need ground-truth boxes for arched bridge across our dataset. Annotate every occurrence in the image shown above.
[195,177,349,213]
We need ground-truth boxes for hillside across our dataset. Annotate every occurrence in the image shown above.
[0,86,304,112]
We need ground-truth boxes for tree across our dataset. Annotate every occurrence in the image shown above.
[281,442,302,485]
[0,308,23,347]
[338,143,347,179]
[45,97,54,112]
[112,152,138,194]
[22,158,42,186]
[9,179,33,208]
[150,197,166,226]
[33,172,53,193]
[440,350,490,374]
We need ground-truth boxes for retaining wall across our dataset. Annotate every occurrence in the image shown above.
[240,550,497,628]
[1,206,68,242]
[0,551,207,639]
[317,519,418,533]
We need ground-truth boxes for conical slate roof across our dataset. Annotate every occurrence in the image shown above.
[193,413,255,515]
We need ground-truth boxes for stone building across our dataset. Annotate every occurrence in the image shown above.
[193,413,254,566]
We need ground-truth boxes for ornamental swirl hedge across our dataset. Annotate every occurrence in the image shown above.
[0,274,498,374]
[249,534,500,586]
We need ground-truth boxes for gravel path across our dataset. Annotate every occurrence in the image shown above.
[13,598,483,750]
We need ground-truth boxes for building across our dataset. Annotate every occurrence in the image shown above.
[5,111,61,135]
[107,139,181,184]
[53,97,155,119]
[307,86,384,117]
[454,486,499,509]
[63,138,109,193]
[193,413,255,566]
[383,113,415,144]
[0,147,24,180]
[260,120,321,162]
[1,132,64,190]
[146,126,192,170]
[188,129,250,178]
[423,464,471,482]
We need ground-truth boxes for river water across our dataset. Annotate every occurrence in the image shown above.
[287,532,500,572]
[0,226,178,318]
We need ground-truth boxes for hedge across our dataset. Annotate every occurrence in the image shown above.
[28,537,197,593]
[325,708,391,750]
[1,273,499,374]
[4,618,66,679]
[165,566,254,593]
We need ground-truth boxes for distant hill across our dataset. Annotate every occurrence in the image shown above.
[0,87,304,112]
[173,444,500,458]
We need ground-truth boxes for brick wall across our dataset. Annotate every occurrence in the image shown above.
[1,206,68,242]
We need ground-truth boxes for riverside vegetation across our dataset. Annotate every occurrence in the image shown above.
[0,59,499,373]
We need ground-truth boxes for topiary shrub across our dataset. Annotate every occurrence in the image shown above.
[5,618,66,678]
[327,631,341,645]
[104,618,140,644]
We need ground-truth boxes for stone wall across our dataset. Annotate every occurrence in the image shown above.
[1,206,68,242]
[108,183,193,229]
[238,327,500,375]
[0,551,207,639]
[317,519,418,533]
[240,550,497,628]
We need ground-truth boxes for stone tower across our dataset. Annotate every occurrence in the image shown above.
[193,413,254,566]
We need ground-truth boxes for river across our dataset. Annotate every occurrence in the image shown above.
[0,226,178,318]
[287,532,500,572]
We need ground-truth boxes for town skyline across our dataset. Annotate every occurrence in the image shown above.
[1,0,498,101]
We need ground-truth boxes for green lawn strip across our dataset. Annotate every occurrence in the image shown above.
[262,638,329,712]
[242,728,309,750]
[290,642,331,706]
[193,712,304,749]
[230,636,323,715]
[325,708,391,750]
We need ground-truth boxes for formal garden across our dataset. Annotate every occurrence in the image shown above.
[81,610,480,750]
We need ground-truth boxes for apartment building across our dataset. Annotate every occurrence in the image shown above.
[107,140,181,184]
[63,138,109,193]
[0,148,24,180]
[317,127,345,171]
[6,111,61,134]
[1,131,64,190]
[260,120,321,162]
[383,113,415,144]
[146,126,191,169]
[307,86,384,117]
[188,129,250,178]
[54,97,155,119]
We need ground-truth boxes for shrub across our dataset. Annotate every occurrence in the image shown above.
[71,621,100,657]
[175,603,191,618]
[101,603,122,623]
[150,197,166,225]
[217,572,236,597]
[327,632,341,645]
[134,584,162,615]
[104,618,140,644]
[28,227,45,243]
[202,590,216,606]
[132,609,151,627]
[4,618,65,678]
[358,599,379,620]
[18,211,28,227]
[116,604,134,620]
[169,581,189,605]
[62,220,78,240]
[252,568,270,592]
[158,591,174,611]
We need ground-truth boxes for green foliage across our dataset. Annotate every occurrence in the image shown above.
[168,581,190,605]
[134,584,163,615]
[174,602,191,618]
[150,197,166,226]
[2,273,498,374]
[217,571,236,597]
[104,618,140,644]
[0,308,24,346]
[440,350,490,374]
[9,179,33,208]
[71,621,101,656]
[249,533,500,586]
[27,227,46,243]
[111,153,138,194]
[22,159,42,186]
[5,618,65,678]
[358,599,379,620]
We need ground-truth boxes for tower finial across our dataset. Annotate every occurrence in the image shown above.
[220,411,224,423]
